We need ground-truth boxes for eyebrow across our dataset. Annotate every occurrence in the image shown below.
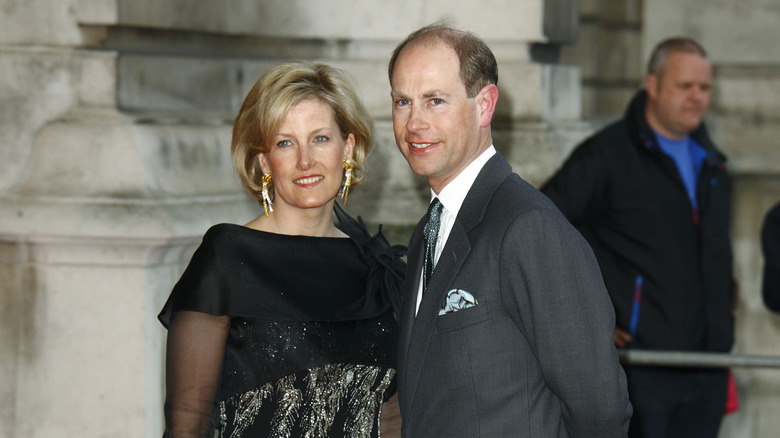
[275,126,334,138]
[390,90,452,100]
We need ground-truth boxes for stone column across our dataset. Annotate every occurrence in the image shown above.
[0,1,584,436]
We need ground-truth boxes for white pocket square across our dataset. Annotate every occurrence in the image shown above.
[439,289,479,315]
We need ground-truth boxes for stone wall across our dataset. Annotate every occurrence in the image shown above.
[562,0,644,119]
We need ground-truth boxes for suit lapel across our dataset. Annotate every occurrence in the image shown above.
[401,219,471,411]
[457,153,512,230]
[398,219,424,387]
[399,153,513,420]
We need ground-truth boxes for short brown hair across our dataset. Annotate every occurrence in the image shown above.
[388,22,498,98]
[647,37,708,78]
[231,62,374,201]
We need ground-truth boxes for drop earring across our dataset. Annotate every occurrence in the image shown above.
[338,159,353,204]
[261,173,273,217]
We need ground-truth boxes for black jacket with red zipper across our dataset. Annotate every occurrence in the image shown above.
[541,89,734,353]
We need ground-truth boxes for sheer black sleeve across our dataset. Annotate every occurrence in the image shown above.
[163,311,229,438]
[159,228,232,437]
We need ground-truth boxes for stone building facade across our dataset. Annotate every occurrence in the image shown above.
[1,1,778,437]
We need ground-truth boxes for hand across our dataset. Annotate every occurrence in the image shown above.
[614,327,632,348]
[380,393,402,438]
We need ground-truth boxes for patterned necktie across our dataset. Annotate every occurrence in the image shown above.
[423,198,443,294]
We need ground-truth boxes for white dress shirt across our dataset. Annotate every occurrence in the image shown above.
[415,145,497,314]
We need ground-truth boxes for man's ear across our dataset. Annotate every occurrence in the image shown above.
[645,74,659,100]
[477,84,499,128]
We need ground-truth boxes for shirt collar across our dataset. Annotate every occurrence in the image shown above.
[432,145,496,218]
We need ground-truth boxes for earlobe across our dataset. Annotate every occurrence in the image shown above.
[478,84,499,128]
[645,75,658,99]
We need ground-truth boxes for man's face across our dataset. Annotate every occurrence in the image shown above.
[390,42,487,193]
[646,52,712,139]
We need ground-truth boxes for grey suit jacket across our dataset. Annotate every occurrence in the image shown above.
[397,153,631,437]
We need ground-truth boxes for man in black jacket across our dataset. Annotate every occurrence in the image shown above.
[761,202,780,312]
[542,37,734,438]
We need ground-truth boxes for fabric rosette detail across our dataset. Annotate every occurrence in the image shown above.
[334,203,406,315]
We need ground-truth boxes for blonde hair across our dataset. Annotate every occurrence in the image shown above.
[231,62,374,201]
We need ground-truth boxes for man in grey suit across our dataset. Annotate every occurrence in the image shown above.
[389,23,632,437]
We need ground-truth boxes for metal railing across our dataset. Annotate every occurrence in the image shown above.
[618,350,780,369]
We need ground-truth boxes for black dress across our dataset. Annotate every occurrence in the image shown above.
[159,207,405,437]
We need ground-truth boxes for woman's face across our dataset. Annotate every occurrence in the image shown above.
[258,98,354,213]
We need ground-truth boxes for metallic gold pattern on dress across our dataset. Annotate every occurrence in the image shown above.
[271,375,302,438]
[219,364,395,438]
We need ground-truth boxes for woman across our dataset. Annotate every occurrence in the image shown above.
[158,63,405,437]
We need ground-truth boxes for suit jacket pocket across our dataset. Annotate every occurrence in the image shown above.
[435,301,490,334]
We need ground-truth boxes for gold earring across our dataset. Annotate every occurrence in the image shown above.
[338,160,353,204]
[261,173,273,217]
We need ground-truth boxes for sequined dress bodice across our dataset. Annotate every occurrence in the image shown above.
[217,317,397,438]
